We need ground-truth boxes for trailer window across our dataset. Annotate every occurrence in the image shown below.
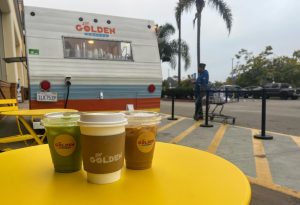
[63,37,133,61]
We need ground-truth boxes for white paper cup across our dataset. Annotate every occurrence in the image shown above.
[78,112,127,184]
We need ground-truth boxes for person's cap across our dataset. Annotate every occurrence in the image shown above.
[198,63,206,68]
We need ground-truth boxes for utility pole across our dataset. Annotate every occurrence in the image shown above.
[231,58,234,79]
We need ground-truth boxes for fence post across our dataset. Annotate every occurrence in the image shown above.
[254,88,273,140]
[225,88,228,103]
[168,95,178,120]
[200,89,213,127]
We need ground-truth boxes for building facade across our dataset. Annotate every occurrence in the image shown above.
[0,0,27,101]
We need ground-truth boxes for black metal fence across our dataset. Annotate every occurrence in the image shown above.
[167,89,274,140]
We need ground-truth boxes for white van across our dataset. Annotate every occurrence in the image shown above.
[24,6,162,111]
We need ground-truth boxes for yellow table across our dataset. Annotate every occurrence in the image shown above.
[0,142,251,205]
[0,109,77,145]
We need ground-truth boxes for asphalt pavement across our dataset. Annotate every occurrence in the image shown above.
[158,115,300,204]
[160,98,300,136]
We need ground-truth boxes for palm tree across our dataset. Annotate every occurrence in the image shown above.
[175,1,184,84]
[156,23,191,79]
[177,0,232,66]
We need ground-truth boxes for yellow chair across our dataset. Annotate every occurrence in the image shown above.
[0,99,34,147]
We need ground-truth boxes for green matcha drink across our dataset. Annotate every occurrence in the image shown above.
[42,112,82,173]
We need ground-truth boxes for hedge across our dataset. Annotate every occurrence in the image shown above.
[162,87,194,99]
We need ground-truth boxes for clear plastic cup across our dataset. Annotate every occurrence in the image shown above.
[123,111,161,170]
[42,112,81,173]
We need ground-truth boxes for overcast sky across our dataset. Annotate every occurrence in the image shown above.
[24,0,300,82]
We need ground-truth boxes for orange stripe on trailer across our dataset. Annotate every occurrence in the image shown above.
[30,98,160,111]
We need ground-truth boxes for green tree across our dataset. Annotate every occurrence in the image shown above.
[180,78,194,89]
[293,50,300,60]
[156,23,191,77]
[212,81,224,88]
[231,46,300,87]
[177,0,233,66]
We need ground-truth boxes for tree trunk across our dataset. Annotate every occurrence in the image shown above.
[197,12,202,66]
[178,14,182,85]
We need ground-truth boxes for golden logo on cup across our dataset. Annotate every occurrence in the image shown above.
[136,132,155,153]
[54,134,76,156]
[89,152,123,164]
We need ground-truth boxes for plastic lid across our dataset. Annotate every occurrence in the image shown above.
[122,111,161,126]
[78,112,127,126]
[42,112,80,127]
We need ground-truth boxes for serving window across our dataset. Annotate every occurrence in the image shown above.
[63,37,133,61]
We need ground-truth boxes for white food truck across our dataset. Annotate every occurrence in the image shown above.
[24,6,162,111]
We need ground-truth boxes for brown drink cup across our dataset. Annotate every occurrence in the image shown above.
[123,111,161,170]
[78,112,127,184]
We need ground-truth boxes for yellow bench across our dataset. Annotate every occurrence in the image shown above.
[0,99,18,112]
[0,99,34,147]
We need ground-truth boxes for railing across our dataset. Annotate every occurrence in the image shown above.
[167,88,273,140]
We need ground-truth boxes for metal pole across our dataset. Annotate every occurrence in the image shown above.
[225,88,228,103]
[168,96,178,121]
[254,88,273,140]
[231,58,234,79]
[261,89,266,136]
[200,89,213,127]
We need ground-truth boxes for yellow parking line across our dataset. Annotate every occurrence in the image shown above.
[248,177,300,199]
[251,129,273,184]
[158,117,186,132]
[169,120,203,144]
[234,125,300,139]
[207,124,228,153]
[291,136,300,148]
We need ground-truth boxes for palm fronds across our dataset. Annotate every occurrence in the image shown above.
[181,41,191,70]
[208,0,233,33]
[157,23,175,40]
[157,23,191,70]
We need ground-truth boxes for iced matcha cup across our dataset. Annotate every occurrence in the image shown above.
[123,111,161,170]
[78,112,127,184]
[42,112,82,173]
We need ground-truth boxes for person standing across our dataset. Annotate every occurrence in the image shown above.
[194,63,209,120]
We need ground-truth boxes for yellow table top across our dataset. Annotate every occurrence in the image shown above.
[0,109,78,116]
[0,142,251,205]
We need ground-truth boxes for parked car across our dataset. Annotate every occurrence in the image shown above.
[296,88,300,96]
[241,86,262,98]
[219,85,242,98]
[252,83,298,100]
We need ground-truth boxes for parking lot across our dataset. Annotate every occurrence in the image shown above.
[156,114,300,204]
[161,98,300,136]
[161,98,300,204]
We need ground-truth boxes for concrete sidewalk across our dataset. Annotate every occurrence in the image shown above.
[158,114,300,203]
